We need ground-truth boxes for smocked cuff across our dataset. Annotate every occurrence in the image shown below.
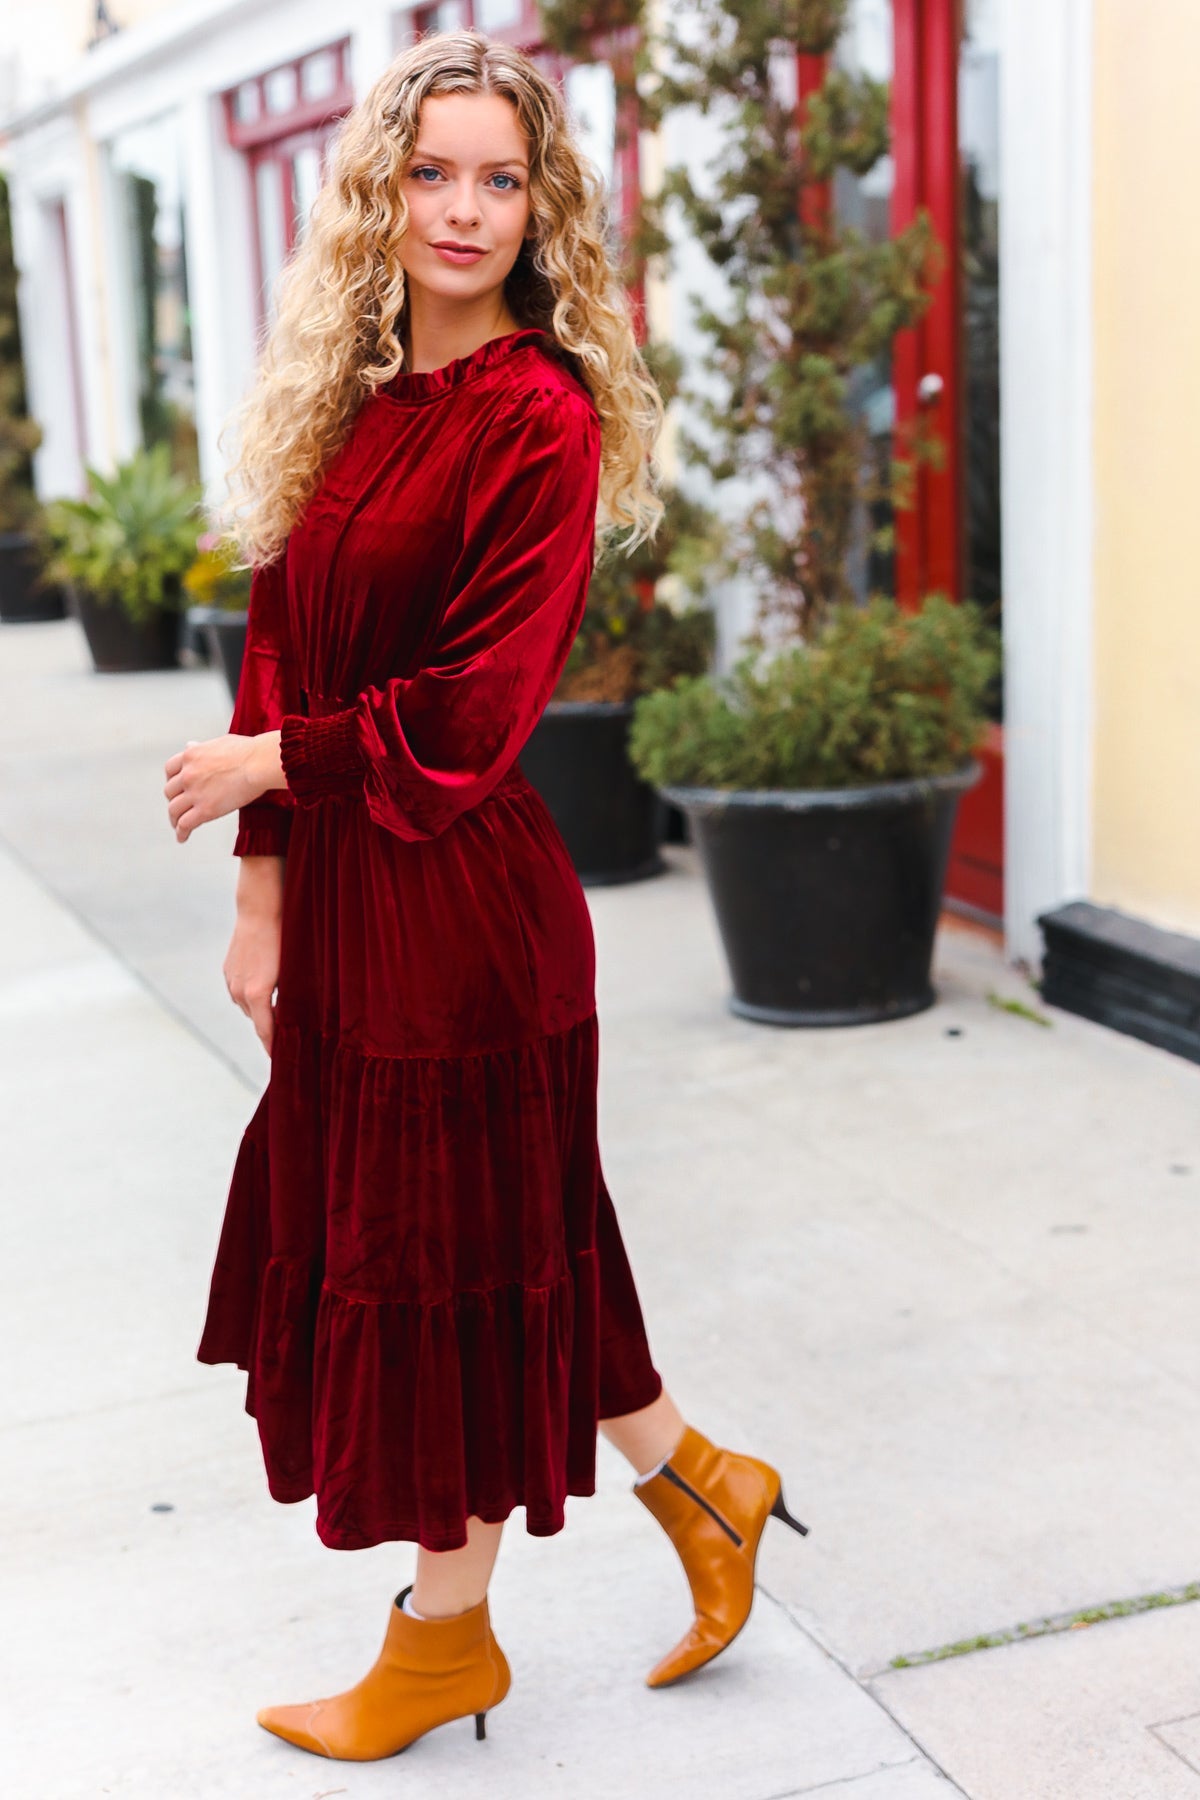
[233,801,293,857]
[279,708,369,804]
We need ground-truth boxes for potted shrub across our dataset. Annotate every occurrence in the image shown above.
[632,597,998,1022]
[522,481,718,882]
[0,170,63,624]
[41,443,203,671]
[182,533,252,696]
[621,0,1000,1023]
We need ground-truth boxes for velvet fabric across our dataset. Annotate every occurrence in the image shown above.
[196,328,663,1551]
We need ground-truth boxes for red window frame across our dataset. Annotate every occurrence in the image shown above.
[222,43,355,338]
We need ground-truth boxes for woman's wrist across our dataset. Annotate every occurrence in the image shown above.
[247,730,287,796]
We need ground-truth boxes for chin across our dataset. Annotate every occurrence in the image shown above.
[412,259,517,301]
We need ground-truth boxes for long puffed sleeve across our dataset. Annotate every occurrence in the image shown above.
[229,556,300,857]
[277,383,602,843]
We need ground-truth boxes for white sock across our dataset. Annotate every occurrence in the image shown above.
[402,1589,427,1619]
[634,1453,670,1486]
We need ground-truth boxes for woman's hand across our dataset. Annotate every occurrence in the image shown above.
[164,730,284,842]
[225,858,285,1057]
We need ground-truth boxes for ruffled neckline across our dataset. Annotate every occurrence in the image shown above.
[378,326,549,404]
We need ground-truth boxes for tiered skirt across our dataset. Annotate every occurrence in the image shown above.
[197,770,662,1551]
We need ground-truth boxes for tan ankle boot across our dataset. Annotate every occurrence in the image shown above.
[256,1584,511,1760]
[633,1424,808,1687]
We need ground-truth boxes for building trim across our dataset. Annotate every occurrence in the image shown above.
[999,0,1095,969]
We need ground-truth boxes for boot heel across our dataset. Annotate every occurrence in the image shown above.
[770,1488,809,1537]
[475,1711,487,1740]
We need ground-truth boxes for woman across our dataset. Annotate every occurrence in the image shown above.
[163,28,806,1764]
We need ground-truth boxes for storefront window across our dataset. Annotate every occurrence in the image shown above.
[834,0,896,603]
[223,44,354,337]
[961,0,1002,634]
[565,61,616,199]
[107,113,197,480]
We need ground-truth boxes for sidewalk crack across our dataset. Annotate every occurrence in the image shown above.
[868,1578,1200,1676]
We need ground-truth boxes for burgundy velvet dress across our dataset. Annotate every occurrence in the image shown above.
[196,326,663,1552]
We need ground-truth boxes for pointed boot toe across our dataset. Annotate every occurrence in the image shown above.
[645,1618,732,1688]
[635,1424,809,1688]
[254,1585,511,1761]
[256,1701,335,1756]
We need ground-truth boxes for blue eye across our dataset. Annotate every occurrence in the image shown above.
[407,165,521,190]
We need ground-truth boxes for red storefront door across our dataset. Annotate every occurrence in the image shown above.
[892,0,1003,920]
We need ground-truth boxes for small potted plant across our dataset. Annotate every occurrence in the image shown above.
[0,170,63,624]
[41,443,203,671]
[621,0,1000,1023]
[522,482,718,882]
[182,533,252,696]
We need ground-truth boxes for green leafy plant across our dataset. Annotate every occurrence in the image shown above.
[629,594,1000,790]
[41,443,204,624]
[0,170,43,536]
[641,0,943,641]
[557,483,720,701]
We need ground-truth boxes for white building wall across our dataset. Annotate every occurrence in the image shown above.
[2,0,401,505]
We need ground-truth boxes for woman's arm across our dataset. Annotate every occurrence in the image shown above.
[163,558,299,848]
[225,852,285,1057]
[227,557,298,856]
[274,383,603,842]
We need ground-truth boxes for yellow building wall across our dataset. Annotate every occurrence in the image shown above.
[1091,0,1200,936]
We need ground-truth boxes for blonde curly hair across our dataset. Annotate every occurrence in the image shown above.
[214,29,665,569]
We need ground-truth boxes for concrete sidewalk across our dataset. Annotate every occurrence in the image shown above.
[3,617,1200,1799]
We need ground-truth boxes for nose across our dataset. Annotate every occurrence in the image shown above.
[444,176,480,229]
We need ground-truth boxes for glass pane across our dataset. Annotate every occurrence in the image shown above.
[291,144,322,243]
[300,47,339,103]
[476,0,521,30]
[836,0,896,602]
[255,158,286,324]
[264,65,298,115]
[107,112,197,479]
[565,61,616,194]
[233,80,260,125]
[961,0,1002,671]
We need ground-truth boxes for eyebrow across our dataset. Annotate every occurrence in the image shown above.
[409,150,529,170]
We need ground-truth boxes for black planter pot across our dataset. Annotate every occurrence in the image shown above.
[182,603,216,667]
[68,580,182,672]
[661,763,982,1026]
[521,699,668,885]
[201,609,248,701]
[0,531,65,622]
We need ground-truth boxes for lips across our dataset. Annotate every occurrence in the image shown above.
[431,242,487,264]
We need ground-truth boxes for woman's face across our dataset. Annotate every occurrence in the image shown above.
[398,92,533,308]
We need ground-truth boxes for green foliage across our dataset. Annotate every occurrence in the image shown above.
[0,171,44,535]
[41,443,204,624]
[559,483,720,700]
[628,594,999,789]
[638,0,942,640]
